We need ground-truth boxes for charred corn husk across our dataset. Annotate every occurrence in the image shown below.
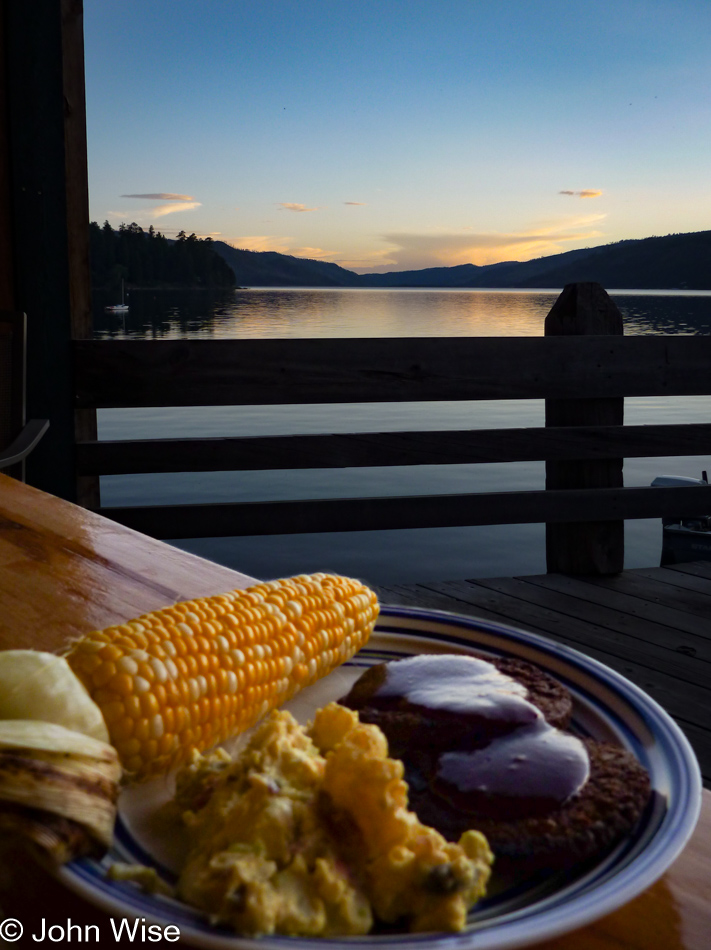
[65,573,379,780]
[0,651,121,864]
[0,720,121,863]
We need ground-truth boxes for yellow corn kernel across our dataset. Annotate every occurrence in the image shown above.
[65,573,378,780]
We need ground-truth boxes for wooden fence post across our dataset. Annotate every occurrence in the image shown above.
[545,282,624,574]
[2,0,95,503]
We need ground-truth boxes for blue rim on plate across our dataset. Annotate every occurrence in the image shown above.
[56,605,702,950]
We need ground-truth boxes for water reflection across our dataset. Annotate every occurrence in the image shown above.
[92,287,711,582]
[615,291,711,336]
[92,287,711,340]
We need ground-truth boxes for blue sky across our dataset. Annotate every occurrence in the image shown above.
[84,0,711,273]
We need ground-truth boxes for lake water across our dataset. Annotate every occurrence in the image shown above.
[93,287,711,586]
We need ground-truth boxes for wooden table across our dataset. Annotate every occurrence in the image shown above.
[1,473,709,948]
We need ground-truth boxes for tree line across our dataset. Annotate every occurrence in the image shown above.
[89,221,236,290]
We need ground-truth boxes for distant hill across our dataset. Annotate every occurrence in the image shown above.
[213,242,358,287]
[356,263,483,287]
[465,231,711,290]
[212,229,711,290]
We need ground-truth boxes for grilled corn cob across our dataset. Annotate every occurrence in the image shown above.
[65,573,379,780]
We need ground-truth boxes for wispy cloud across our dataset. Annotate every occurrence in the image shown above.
[229,215,607,273]
[109,202,201,221]
[120,193,195,201]
[368,216,607,271]
[110,192,202,221]
[559,189,603,198]
[150,201,202,218]
[230,235,293,253]
[229,236,339,260]
[278,202,319,212]
[292,246,340,259]
[344,201,366,206]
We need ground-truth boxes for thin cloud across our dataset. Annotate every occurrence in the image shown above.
[291,246,341,260]
[559,189,603,198]
[344,201,366,206]
[229,235,293,254]
[108,200,202,221]
[228,236,340,260]
[376,217,606,270]
[121,193,195,201]
[150,201,201,218]
[278,202,319,212]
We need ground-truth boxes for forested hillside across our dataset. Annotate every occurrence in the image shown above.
[209,229,711,289]
[89,221,236,289]
[473,231,711,290]
[212,242,357,286]
[90,224,711,291]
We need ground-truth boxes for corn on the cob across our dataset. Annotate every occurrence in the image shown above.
[65,573,379,780]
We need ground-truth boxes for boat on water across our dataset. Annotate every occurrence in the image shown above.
[651,472,711,565]
[105,279,129,312]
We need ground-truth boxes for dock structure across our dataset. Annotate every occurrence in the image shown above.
[376,559,711,787]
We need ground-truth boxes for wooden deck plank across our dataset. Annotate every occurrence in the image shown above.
[505,573,711,655]
[668,560,711,580]
[590,567,711,619]
[616,567,711,604]
[468,576,711,678]
[375,563,711,786]
[525,574,711,648]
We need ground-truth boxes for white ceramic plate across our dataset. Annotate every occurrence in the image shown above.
[56,605,702,950]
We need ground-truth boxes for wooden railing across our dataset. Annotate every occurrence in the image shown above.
[73,283,711,575]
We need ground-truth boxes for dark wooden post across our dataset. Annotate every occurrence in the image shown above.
[1,0,96,503]
[545,282,624,574]
[62,0,99,508]
[0,10,15,311]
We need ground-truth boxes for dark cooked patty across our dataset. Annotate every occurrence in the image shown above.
[340,653,573,759]
[406,738,652,872]
[485,656,573,730]
[340,654,652,876]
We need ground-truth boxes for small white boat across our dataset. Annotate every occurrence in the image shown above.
[105,279,129,312]
[651,472,711,565]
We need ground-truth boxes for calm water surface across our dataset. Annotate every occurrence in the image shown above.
[93,287,711,585]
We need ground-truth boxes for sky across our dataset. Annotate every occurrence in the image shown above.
[84,0,711,274]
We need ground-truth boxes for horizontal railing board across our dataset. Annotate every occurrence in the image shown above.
[77,422,711,475]
[96,484,711,540]
[73,335,711,408]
